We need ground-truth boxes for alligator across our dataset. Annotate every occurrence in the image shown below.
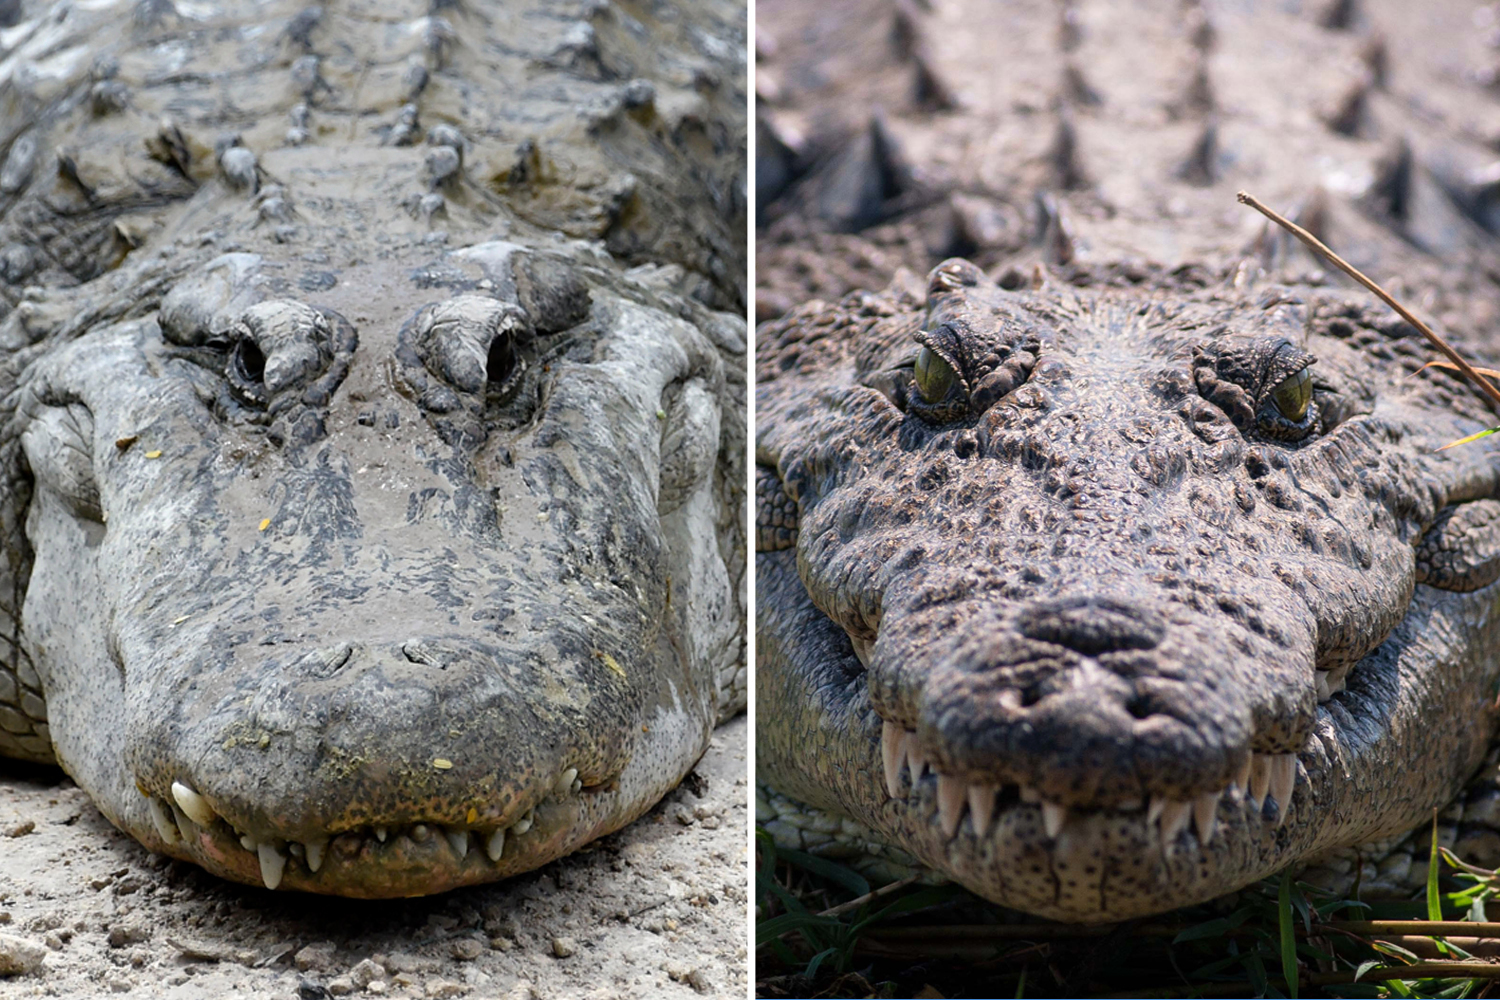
[0,0,746,897]
[755,0,1500,921]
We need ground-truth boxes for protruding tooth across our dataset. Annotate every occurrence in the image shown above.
[240,833,258,852]
[998,689,1022,711]
[258,842,286,890]
[1041,801,1068,839]
[171,781,217,827]
[170,803,197,843]
[1269,754,1298,825]
[1315,670,1332,702]
[1147,796,1166,825]
[305,836,327,874]
[1159,800,1192,846]
[374,826,388,842]
[1020,784,1041,804]
[881,720,904,798]
[555,768,578,796]
[411,823,431,843]
[967,785,996,836]
[445,827,469,860]
[1327,665,1349,695]
[148,798,179,843]
[905,741,928,782]
[1193,791,1219,844]
[485,828,506,862]
[1233,757,1251,792]
[936,774,966,837]
[1249,754,1272,808]
[512,811,534,836]
[287,842,305,859]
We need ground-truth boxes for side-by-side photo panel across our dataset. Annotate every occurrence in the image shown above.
[0,0,747,997]
[755,1,1500,996]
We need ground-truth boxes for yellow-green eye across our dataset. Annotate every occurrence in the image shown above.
[1270,367,1312,422]
[914,346,956,404]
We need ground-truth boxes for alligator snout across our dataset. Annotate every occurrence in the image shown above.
[1014,596,1164,654]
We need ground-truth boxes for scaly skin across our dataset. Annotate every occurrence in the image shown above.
[756,0,1500,920]
[0,0,746,897]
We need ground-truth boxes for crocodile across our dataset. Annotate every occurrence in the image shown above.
[0,0,746,898]
[755,0,1500,921]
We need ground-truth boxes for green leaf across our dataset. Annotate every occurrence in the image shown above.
[1439,426,1500,450]
[775,848,871,897]
[1353,959,1381,983]
[804,946,838,980]
[1014,966,1027,999]
[1279,870,1299,999]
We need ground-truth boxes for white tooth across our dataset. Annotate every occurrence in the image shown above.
[1269,754,1297,825]
[287,842,305,859]
[936,774,966,837]
[512,812,534,836]
[374,826,388,842]
[1328,665,1349,694]
[258,843,286,890]
[850,635,872,667]
[555,768,578,796]
[1249,754,1271,808]
[1233,757,1251,792]
[445,827,469,860]
[1041,801,1067,839]
[240,834,257,852]
[1159,800,1192,847]
[1315,670,1331,702]
[485,828,506,862]
[905,741,928,782]
[570,779,582,793]
[148,798,178,843]
[1193,791,1219,844]
[170,803,197,843]
[1147,796,1166,825]
[967,785,996,836]
[411,823,431,843]
[171,782,217,827]
[998,689,1022,710]
[1020,784,1041,804]
[881,721,904,798]
[305,837,327,873]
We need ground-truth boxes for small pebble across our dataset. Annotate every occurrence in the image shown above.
[0,933,46,975]
[551,936,577,958]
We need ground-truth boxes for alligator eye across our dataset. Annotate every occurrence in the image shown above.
[233,338,266,384]
[914,345,956,404]
[1269,367,1311,421]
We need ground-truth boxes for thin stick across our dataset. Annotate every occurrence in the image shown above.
[1236,190,1500,412]
[814,873,922,918]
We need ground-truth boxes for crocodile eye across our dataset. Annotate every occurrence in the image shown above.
[914,345,956,404]
[1270,367,1311,421]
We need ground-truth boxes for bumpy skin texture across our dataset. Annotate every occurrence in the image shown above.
[0,0,746,898]
[757,0,1500,921]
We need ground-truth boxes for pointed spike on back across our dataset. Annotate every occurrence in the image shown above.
[913,49,959,112]
[1062,63,1101,107]
[936,774,966,837]
[1176,120,1219,187]
[1049,116,1088,190]
[1326,76,1371,137]
[1369,138,1413,223]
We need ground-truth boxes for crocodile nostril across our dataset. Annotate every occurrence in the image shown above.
[1016,597,1165,655]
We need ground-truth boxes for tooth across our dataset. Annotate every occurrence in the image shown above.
[1147,796,1166,825]
[1159,800,1192,847]
[170,803,197,843]
[967,785,996,836]
[881,721,904,798]
[374,826,388,842]
[240,834,258,852]
[555,768,578,796]
[906,741,928,782]
[1249,754,1271,808]
[258,843,286,890]
[148,798,179,842]
[1269,754,1297,825]
[305,836,327,873]
[1315,670,1331,702]
[171,782,217,827]
[1328,665,1349,694]
[1193,791,1219,844]
[512,811,534,836]
[570,779,582,793]
[936,774,966,837]
[1020,784,1041,804]
[287,842,305,859]
[1233,757,1251,792]
[445,827,469,859]
[485,828,506,862]
[1041,801,1067,839]
[998,689,1022,710]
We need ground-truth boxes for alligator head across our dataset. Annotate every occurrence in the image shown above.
[3,241,744,896]
[756,258,1500,921]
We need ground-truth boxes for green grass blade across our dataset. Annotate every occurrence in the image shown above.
[1279,870,1299,999]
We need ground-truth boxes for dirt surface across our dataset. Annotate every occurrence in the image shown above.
[0,717,745,999]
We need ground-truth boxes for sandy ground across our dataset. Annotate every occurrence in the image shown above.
[0,717,746,1000]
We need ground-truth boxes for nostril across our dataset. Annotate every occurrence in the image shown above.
[296,643,353,679]
[485,335,513,386]
[1016,597,1165,655]
[235,338,266,383]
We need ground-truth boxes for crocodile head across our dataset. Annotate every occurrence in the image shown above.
[6,243,744,896]
[756,258,1500,921]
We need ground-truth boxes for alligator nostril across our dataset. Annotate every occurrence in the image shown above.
[234,338,266,383]
[485,335,513,386]
[1016,597,1165,655]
